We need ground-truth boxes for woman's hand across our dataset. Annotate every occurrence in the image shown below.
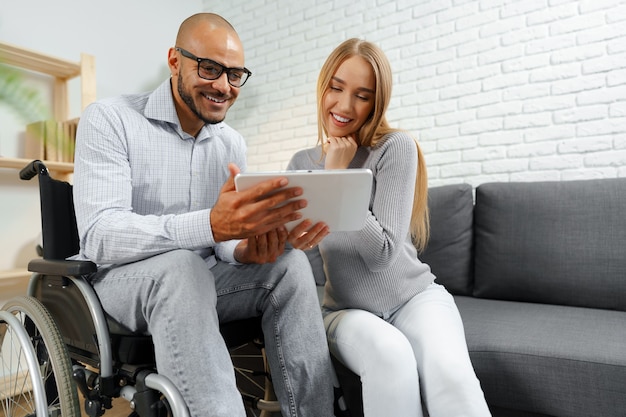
[324,135,358,169]
[287,219,330,251]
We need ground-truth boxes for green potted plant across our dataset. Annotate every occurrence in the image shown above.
[0,63,49,122]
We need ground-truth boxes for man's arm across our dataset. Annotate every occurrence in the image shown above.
[73,102,215,265]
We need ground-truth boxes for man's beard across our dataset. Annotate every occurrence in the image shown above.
[178,75,225,125]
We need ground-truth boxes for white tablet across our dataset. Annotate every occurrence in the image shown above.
[234,169,373,232]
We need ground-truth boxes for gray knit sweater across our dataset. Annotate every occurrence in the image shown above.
[287,132,435,315]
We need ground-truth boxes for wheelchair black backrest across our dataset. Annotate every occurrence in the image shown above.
[20,160,80,260]
[20,161,109,366]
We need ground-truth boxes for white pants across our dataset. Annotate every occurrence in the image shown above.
[324,283,491,417]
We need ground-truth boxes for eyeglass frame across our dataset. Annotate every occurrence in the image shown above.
[175,46,252,87]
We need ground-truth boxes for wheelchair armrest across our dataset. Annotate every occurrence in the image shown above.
[28,258,97,276]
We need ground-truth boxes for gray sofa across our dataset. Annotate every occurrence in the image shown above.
[331,178,626,417]
[419,179,626,417]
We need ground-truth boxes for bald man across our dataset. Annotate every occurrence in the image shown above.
[73,13,335,417]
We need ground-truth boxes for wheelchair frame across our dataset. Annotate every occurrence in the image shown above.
[0,160,280,417]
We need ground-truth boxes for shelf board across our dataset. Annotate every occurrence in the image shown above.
[0,41,81,79]
[0,157,73,174]
[0,268,29,281]
[0,269,30,307]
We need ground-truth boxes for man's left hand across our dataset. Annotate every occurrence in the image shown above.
[234,227,288,264]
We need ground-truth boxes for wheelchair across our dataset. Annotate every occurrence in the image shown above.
[0,160,280,417]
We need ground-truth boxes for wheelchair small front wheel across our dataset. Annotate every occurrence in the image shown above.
[2,295,81,417]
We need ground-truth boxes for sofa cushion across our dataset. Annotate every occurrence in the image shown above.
[455,296,626,417]
[473,178,626,311]
[420,183,474,295]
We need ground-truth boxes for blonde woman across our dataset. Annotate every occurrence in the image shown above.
[287,38,491,417]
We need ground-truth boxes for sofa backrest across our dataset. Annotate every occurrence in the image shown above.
[420,183,475,296]
[473,178,626,312]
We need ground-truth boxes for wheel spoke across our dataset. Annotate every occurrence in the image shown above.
[2,296,81,417]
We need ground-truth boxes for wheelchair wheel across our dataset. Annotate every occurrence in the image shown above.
[230,341,280,417]
[1,295,80,417]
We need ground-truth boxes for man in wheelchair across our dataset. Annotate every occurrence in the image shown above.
[71,12,335,417]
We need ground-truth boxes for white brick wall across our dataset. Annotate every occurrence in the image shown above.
[205,0,626,186]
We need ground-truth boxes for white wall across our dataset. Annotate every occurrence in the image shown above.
[0,0,203,273]
[2,0,625,273]
[205,0,626,185]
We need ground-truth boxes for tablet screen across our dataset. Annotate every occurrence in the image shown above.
[234,169,372,232]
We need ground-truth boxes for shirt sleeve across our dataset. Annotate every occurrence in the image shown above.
[214,239,241,264]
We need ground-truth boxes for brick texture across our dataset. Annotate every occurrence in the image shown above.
[206,0,626,184]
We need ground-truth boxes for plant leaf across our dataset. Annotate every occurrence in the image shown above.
[0,63,51,122]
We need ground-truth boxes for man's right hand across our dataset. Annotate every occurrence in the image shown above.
[210,163,306,242]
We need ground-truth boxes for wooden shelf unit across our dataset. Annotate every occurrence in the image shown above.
[0,41,96,173]
[0,40,96,120]
[0,41,95,284]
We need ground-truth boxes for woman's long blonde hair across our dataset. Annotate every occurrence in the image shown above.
[316,38,430,250]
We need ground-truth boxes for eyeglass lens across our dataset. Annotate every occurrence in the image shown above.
[198,61,248,86]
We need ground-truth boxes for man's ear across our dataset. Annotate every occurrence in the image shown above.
[167,47,180,76]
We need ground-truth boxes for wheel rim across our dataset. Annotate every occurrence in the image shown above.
[0,311,47,417]
[2,296,80,417]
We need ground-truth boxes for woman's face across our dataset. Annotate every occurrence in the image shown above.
[322,56,376,140]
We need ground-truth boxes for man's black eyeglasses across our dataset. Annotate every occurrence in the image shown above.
[175,47,252,87]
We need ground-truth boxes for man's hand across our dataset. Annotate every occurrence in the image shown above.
[211,163,307,242]
[234,228,288,264]
[324,135,358,169]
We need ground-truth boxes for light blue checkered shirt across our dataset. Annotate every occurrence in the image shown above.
[73,79,245,268]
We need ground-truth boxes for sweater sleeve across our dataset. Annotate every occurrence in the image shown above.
[347,133,418,272]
